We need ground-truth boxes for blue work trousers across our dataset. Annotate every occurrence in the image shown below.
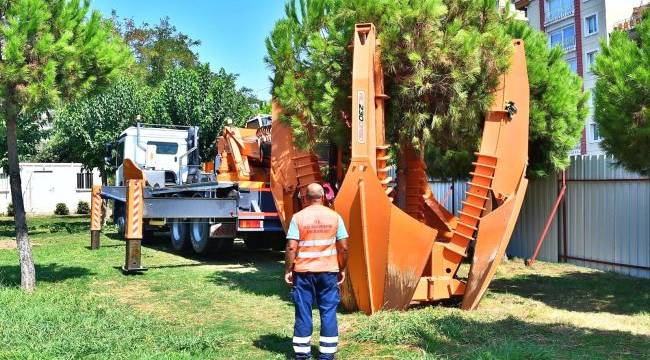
[292,272,339,360]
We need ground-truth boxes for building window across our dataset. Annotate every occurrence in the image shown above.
[586,50,598,71]
[549,25,576,51]
[567,57,578,73]
[585,14,599,36]
[590,123,601,141]
[76,172,93,190]
[545,0,574,24]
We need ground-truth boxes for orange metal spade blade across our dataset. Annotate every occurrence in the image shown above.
[334,160,437,314]
[461,39,530,309]
[461,175,528,310]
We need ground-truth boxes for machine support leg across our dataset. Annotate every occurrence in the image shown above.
[123,179,146,273]
[90,185,102,250]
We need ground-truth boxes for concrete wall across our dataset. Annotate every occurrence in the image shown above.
[0,163,101,215]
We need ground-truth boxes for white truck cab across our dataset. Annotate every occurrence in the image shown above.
[114,124,199,187]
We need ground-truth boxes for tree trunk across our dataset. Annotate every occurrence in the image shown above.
[5,103,36,292]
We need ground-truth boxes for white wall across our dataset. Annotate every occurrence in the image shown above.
[0,163,101,215]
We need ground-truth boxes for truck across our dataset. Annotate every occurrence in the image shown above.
[100,116,285,255]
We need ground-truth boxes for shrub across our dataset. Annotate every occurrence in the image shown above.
[6,203,14,217]
[54,203,70,216]
[76,201,90,215]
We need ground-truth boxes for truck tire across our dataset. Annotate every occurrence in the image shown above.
[190,218,212,254]
[170,219,190,251]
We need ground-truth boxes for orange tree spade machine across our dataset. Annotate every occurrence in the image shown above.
[270,23,530,313]
[90,22,530,312]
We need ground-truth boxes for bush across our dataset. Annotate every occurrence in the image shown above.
[76,201,90,215]
[6,203,14,217]
[54,203,70,216]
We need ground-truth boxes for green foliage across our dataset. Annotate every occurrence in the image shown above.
[0,0,130,170]
[593,15,650,175]
[6,203,14,217]
[505,20,588,178]
[53,66,258,171]
[51,75,151,179]
[266,0,587,179]
[0,0,132,112]
[54,203,70,216]
[75,201,90,215]
[112,15,201,86]
[149,65,258,160]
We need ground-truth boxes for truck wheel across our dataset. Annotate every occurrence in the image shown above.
[190,218,212,254]
[170,219,190,251]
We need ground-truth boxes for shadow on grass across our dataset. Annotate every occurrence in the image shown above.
[207,245,290,302]
[0,263,94,287]
[0,219,90,238]
[490,271,650,315]
[253,334,293,359]
[353,314,650,358]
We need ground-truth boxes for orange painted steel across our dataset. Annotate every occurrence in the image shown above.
[269,101,322,230]
[216,125,269,182]
[90,185,102,231]
[90,184,102,249]
[333,24,438,314]
[125,179,144,240]
[270,23,530,313]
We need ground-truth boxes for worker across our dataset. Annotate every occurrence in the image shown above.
[284,182,349,360]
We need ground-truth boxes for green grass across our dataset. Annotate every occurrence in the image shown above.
[0,216,648,359]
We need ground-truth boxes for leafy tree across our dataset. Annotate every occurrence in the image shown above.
[505,20,587,178]
[592,14,650,175]
[112,14,201,86]
[0,0,131,291]
[149,65,258,160]
[266,0,587,179]
[51,76,151,184]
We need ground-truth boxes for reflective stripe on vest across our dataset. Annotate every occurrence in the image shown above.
[293,205,340,272]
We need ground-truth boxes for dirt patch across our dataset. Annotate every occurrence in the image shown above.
[0,240,41,250]
[0,240,15,250]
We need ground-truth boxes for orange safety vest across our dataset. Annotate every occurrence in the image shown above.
[292,205,340,273]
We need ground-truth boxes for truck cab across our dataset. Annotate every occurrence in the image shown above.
[114,124,200,187]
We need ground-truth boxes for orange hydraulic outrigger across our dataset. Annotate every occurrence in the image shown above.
[271,23,530,313]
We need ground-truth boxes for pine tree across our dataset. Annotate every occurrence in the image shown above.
[593,13,650,175]
[266,0,587,179]
[0,0,131,291]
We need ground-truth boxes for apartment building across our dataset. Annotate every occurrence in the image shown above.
[514,0,642,155]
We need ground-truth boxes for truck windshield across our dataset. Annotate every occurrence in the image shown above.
[147,141,178,155]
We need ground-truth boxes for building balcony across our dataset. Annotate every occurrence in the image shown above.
[550,38,576,52]
[545,7,575,25]
[563,39,576,52]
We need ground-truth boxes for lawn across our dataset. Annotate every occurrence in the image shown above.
[0,216,648,359]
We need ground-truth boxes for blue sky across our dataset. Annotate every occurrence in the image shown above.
[91,1,287,100]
